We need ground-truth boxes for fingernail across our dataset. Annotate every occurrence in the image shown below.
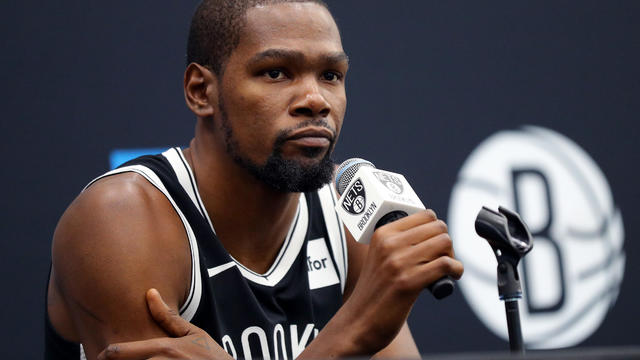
[149,288,169,307]
[147,288,157,300]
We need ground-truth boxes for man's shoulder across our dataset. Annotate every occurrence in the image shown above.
[81,171,163,209]
[53,170,187,267]
[66,171,168,227]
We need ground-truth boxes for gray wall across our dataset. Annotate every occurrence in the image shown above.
[1,1,639,358]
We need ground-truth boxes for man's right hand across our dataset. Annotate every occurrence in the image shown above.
[302,209,464,357]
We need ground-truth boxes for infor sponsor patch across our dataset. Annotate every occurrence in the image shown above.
[306,238,340,290]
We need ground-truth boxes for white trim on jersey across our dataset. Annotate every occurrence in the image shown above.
[164,148,218,235]
[169,148,314,288]
[207,261,237,277]
[84,164,203,322]
[163,148,204,217]
[231,195,308,287]
[318,185,348,293]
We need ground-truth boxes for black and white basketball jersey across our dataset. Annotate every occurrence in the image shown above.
[45,147,348,360]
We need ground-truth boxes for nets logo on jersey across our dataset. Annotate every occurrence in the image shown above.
[373,171,404,194]
[448,126,625,349]
[341,178,366,215]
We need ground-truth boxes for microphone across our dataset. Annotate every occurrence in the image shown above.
[334,158,455,299]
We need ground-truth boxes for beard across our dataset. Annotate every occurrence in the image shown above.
[219,100,336,193]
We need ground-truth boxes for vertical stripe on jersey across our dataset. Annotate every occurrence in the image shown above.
[317,185,348,292]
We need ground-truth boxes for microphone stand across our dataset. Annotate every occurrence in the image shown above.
[501,262,524,352]
[475,206,533,354]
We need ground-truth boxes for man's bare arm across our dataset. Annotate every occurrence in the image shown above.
[98,289,415,360]
[49,173,193,360]
[91,209,462,359]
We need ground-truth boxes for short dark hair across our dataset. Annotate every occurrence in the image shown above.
[187,0,330,75]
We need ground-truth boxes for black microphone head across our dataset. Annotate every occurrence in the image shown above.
[335,158,376,196]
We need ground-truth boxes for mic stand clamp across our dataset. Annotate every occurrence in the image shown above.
[475,206,533,354]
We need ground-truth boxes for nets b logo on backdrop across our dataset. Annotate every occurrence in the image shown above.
[448,126,625,349]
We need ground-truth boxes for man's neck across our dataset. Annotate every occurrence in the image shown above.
[183,129,301,275]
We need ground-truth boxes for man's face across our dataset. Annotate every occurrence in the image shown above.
[215,2,348,192]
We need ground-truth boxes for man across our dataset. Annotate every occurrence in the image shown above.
[46,1,463,359]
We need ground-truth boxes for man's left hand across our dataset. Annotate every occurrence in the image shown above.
[97,289,231,360]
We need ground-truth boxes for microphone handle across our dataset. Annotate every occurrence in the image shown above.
[375,211,455,300]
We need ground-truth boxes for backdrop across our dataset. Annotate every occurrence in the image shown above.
[1,1,639,358]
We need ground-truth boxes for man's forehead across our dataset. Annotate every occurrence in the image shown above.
[239,2,342,51]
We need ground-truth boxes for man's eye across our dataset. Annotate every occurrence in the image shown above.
[265,70,285,80]
[322,71,342,82]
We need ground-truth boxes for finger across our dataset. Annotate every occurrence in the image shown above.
[379,209,438,233]
[146,288,192,337]
[388,233,453,274]
[399,256,464,290]
[395,219,449,246]
[397,233,454,265]
[425,256,464,281]
[97,338,175,360]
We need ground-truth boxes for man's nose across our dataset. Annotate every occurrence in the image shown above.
[290,78,331,118]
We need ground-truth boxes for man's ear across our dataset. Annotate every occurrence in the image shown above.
[184,63,218,118]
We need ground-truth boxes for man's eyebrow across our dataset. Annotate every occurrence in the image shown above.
[322,52,350,66]
[248,48,349,66]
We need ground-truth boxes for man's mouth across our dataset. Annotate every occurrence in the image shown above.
[285,127,334,147]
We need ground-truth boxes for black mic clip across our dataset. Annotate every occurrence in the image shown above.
[475,206,533,300]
